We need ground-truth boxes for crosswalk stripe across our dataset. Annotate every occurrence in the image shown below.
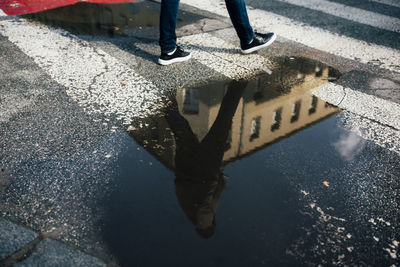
[181,0,400,73]
[0,18,163,124]
[180,31,272,79]
[313,83,400,130]
[276,0,400,33]
[370,0,400,8]
[314,84,400,155]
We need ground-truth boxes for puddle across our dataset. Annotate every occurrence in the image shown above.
[103,57,397,265]
[22,1,160,36]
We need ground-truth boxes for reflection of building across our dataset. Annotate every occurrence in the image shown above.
[24,1,159,35]
[129,57,340,169]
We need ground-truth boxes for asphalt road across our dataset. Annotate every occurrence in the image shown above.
[0,0,399,266]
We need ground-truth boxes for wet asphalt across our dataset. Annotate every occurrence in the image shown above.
[1,0,400,266]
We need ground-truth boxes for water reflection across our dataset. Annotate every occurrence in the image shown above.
[22,1,160,36]
[128,57,341,236]
[333,132,366,161]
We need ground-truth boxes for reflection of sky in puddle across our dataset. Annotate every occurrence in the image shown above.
[22,1,160,36]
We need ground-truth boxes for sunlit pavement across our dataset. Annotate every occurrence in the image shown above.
[0,0,399,266]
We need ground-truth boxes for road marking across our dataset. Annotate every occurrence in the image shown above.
[313,83,400,155]
[181,0,400,73]
[370,0,400,8]
[277,0,400,33]
[313,83,400,130]
[0,18,163,124]
[180,31,272,79]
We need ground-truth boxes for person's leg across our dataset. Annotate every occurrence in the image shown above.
[224,0,254,47]
[159,0,180,54]
[225,0,276,53]
[158,0,191,65]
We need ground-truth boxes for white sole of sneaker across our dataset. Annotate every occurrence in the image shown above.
[241,33,277,54]
[158,53,192,66]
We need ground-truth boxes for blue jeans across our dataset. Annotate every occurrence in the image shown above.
[159,0,255,53]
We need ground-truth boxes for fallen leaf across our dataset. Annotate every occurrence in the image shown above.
[323,181,329,187]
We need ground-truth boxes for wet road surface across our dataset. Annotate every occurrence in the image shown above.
[1,0,399,266]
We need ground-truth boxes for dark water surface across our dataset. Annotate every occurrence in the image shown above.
[102,115,399,266]
[99,59,398,266]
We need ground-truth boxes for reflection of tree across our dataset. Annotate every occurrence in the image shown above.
[164,80,245,238]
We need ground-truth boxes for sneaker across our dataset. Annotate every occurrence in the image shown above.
[158,46,192,65]
[241,32,276,54]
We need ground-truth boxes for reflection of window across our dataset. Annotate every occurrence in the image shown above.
[315,66,323,77]
[253,77,263,101]
[290,100,301,123]
[309,96,318,114]
[271,107,282,131]
[250,116,261,141]
[182,88,199,114]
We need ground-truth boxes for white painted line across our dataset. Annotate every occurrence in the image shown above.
[277,0,400,33]
[180,31,272,79]
[181,0,400,73]
[0,9,7,17]
[313,83,400,130]
[370,0,400,8]
[0,18,163,124]
[314,83,400,154]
